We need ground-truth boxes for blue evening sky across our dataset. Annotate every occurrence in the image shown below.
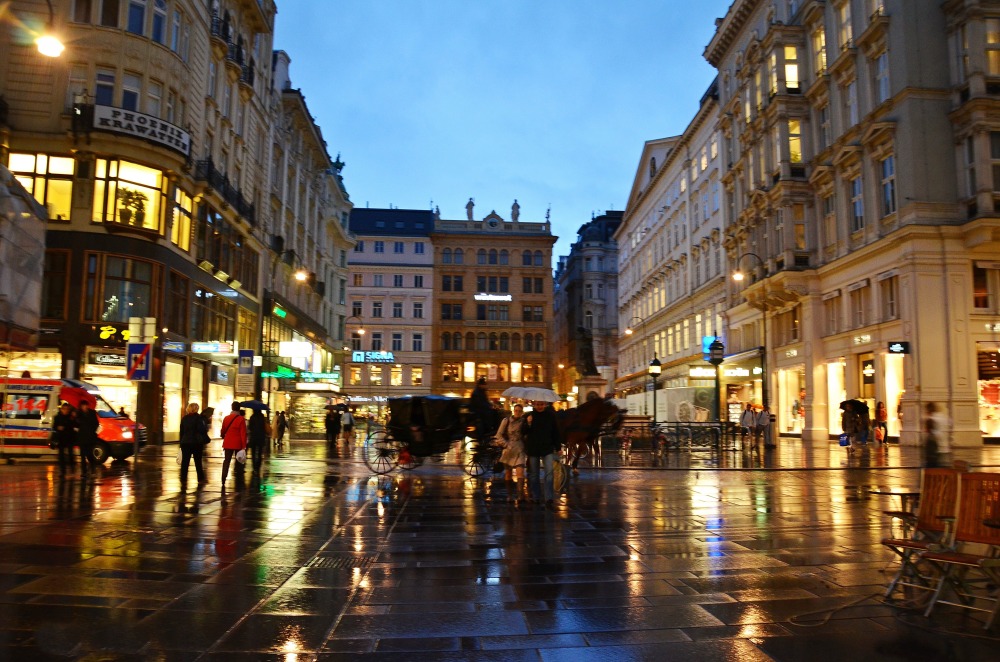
[274,1,733,262]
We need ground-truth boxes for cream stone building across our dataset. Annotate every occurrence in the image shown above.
[702,0,1000,445]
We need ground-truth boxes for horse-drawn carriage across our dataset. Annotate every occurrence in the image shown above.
[362,395,502,476]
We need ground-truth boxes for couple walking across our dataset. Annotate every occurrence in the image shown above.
[495,400,562,507]
[739,403,773,448]
[178,402,270,486]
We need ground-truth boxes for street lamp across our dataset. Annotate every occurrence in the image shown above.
[732,252,768,408]
[708,337,725,423]
[648,356,661,427]
[36,1,65,57]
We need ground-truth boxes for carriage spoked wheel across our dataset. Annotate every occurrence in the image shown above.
[463,440,494,478]
[363,429,400,475]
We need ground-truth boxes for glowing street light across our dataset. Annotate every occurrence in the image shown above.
[35,1,64,57]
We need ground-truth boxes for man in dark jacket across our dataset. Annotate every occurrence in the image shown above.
[52,402,77,475]
[524,400,562,506]
[470,377,494,440]
[75,400,101,477]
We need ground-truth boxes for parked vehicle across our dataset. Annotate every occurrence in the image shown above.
[0,378,146,462]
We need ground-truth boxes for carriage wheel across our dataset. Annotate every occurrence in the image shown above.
[363,430,399,475]
[464,444,490,478]
[398,446,421,471]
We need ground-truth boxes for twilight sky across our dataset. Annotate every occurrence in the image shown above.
[273,1,733,262]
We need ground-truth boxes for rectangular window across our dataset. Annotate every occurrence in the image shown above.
[880,155,897,216]
[170,187,193,250]
[95,69,115,106]
[9,152,75,222]
[392,333,403,351]
[823,194,836,246]
[412,367,423,386]
[371,301,384,318]
[353,273,363,286]
[413,302,423,318]
[352,300,362,316]
[127,0,146,35]
[349,366,361,385]
[880,276,898,320]
[768,51,778,96]
[873,51,890,103]
[393,274,403,287]
[845,79,859,126]
[41,250,70,319]
[371,274,382,288]
[522,277,532,294]
[825,296,841,335]
[819,104,831,150]
[171,9,181,51]
[412,334,423,351]
[414,274,423,288]
[73,0,93,23]
[414,242,425,254]
[389,366,402,386]
[374,241,384,253]
[850,287,867,328]
[988,18,1000,75]
[812,25,827,74]
[84,254,157,323]
[850,175,865,232]
[152,0,166,43]
[788,119,802,163]
[370,334,383,352]
[354,240,364,252]
[442,275,452,291]
[966,135,977,198]
[122,72,141,110]
[165,269,188,335]
[838,1,853,48]
[785,45,800,91]
[101,0,119,27]
[350,333,362,351]
[146,80,162,117]
[392,302,403,318]
[991,132,1000,193]
[393,241,404,254]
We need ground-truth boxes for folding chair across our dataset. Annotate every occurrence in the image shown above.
[880,468,960,600]
[921,472,1000,629]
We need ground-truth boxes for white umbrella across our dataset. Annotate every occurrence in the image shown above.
[501,386,562,402]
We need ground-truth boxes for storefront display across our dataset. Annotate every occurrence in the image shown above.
[777,366,806,434]
[162,359,184,442]
[827,359,846,435]
[1,351,61,379]
[978,342,1000,438]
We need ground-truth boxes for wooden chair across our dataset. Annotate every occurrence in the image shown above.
[921,472,1000,628]
[880,468,960,600]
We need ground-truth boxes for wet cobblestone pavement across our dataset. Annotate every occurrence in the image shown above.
[1,436,999,660]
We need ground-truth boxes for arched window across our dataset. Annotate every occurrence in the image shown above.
[511,333,521,352]
[524,333,534,352]
[522,250,532,266]
[453,332,463,350]
[454,248,464,264]
[535,335,544,352]
[533,250,544,266]
[499,249,509,265]
[499,332,510,351]
[442,248,452,264]
[465,331,475,349]
[477,248,487,265]
[488,249,498,265]
[477,332,488,350]
[441,332,451,350]
[489,333,498,350]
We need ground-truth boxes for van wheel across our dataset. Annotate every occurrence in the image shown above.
[92,442,112,464]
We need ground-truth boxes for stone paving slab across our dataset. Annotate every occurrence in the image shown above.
[0,436,997,659]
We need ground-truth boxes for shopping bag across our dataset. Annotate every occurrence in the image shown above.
[235,449,247,464]
[551,460,568,494]
[175,448,183,465]
[838,433,850,447]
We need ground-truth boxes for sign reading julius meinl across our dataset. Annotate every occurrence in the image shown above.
[92,105,191,157]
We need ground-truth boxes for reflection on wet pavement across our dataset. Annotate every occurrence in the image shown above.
[0,435,998,659]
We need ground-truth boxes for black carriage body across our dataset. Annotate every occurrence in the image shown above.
[387,395,470,457]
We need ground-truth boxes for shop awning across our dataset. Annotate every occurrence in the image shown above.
[722,347,764,364]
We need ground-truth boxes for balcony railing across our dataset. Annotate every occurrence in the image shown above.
[194,158,256,225]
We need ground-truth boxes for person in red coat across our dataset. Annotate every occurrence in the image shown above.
[219,402,247,485]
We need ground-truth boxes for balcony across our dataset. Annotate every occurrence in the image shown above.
[209,13,230,60]
[238,60,255,102]
[194,159,256,226]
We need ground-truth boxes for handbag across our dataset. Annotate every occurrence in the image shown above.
[838,433,850,447]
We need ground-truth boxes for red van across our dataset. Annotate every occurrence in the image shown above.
[0,378,146,462]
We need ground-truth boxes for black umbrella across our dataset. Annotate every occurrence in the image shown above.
[240,400,269,411]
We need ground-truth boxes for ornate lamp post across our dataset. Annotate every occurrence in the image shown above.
[732,252,768,408]
[648,356,661,428]
[708,337,725,422]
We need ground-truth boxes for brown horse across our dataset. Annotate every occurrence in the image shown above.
[558,398,625,472]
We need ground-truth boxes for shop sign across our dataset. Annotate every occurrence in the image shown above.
[474,293,513,301]
[98,325,130,342]
[296,382,340,392]
[887,342,910,354]
[192,341,233,353]
[92,105,192,156]
[862,359,876,384]
[88,352,126,367]
[785,349,798,358]
[853,334,872,345]
[348,395,387,402]
[277,341,313,358]
[301,372,339,379]
[724,366,763,378]
[351,350,395,363]
[261,367,296,379]
[162,341,186,352]
[689,367,716,378]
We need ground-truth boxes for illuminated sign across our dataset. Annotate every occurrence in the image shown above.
[862,359,876,384]
[351,350,395,363]
[853,334,872,345]
[191,341,233,353]
[261,366,296,379]
[301,372,339,379]
[785,349,798,358]
[92,105,191,156]
[474,293,513,301]
[887,342,910,354]
[277,341,313,358]
[688,367,716,378]
[272,305,287,319]
[295,382,340,392]
[162,341,186,353]
[724,366,763,378]
[87,352,126,367]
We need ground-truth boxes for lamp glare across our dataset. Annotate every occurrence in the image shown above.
[36,35,64,57]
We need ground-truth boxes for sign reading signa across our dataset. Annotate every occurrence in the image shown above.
[92,106,191,156]
[352,351,395,363]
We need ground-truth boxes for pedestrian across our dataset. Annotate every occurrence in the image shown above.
[340,408,354,442]
[52,402,77,475]
[247,409,270,474]
[470,377,494,441]
[524,400,562,507]
[923,402,951,468]
[75,400,100,477]
[756,404,773,449]
[179,403,208,485]
[277,411,288,444]
[496,403,528,504]
[220,402,247,485]
[874,401,888,445]
[739,403,756,448]
[325,407,340,444]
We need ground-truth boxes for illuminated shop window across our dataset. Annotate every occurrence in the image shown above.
[93,158,165,233]
[9,152,75,222]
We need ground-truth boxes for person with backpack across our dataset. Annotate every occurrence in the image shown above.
[220,402,247,486]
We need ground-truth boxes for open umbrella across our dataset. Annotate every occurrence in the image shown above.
[501,386,562,402]
[240,399,269,411]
